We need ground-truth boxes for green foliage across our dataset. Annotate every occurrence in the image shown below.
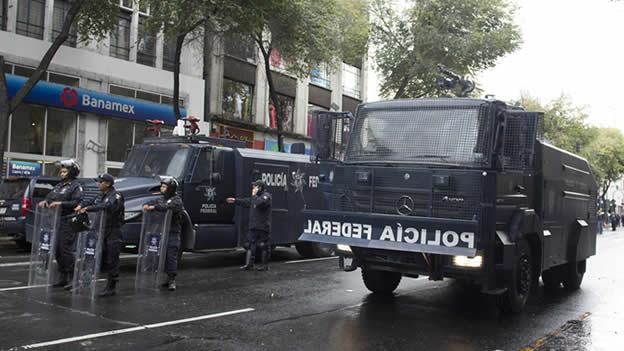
[583,128,624,198]
[371,0,521,99]
[337,0,369,67]
[75,0,118,43]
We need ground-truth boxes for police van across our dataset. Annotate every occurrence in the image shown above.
[300,99,598,312]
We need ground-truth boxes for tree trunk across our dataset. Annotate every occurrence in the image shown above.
[258,44,284,152]
[172,19,205,123]
[202,23,213,122]
[393,75,412,100]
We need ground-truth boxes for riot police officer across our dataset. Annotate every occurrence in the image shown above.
[74,173,124,297]
[143,176,185,291]
[37,159,83,290]
[226,180,272,271]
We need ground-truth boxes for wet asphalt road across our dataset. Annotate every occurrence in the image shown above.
[0,230,623,351]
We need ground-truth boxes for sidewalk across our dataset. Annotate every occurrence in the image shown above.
[596,224,624,237]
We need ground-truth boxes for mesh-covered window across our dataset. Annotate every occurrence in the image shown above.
[110,12,131,60]
[163,37,176,72]
[16,0,45,39]
[502,112,540,171]
[347,105,491,167]
[52,0,77,47]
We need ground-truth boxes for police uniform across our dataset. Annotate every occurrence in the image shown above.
[148,194,185,277]
[80,183,124,282]
[46,179,83,280]
[234,181,272,270]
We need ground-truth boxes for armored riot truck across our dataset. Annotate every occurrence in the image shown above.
[300,99,598,312]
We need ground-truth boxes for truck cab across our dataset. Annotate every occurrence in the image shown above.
[300,98,598,312]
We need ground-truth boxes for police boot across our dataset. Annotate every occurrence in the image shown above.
[167,274,176,291]
[52,272,68,288]
[63,272,74,291]
[255,250,269,271]
[239,250,254,271]
[98,278,117,297]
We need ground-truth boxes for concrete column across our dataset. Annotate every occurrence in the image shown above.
[43,0,53,42]
[294,78,309,135]
[129,9,139,62]
[330,61,343,111]
[209,34,224,115]
[6,0,17,32]
[360,55,369,102]
[254,50,270,126]
[155,30,164,69]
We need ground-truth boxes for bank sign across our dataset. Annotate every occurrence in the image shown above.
[298,210,479,257]
[6,74,184,125]
[8,161,41,177]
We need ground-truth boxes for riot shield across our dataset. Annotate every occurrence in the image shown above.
[135,210,171,291]
[28,207,61,287]
[72,212,105,300]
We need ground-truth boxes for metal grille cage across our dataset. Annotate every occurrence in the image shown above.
[346,99,492,168]
[502,111,541,171]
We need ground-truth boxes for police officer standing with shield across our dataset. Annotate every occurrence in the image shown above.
[143,177,185,291]
[74,173,124,297]
[37,159,83,290]
[227,180,272,271]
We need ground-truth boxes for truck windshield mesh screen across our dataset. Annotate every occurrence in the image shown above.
[120,146,190,178]
[346,107,490,166]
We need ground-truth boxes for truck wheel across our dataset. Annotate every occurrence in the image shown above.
[499,240,532,313]
[295,242,334,258]
[362,269,402,295]
[562,259,586,291]
[541,267,562,292]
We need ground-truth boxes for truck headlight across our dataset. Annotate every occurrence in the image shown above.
[336,244,352,253]
[124,211,141,221]
[453,255,483,268]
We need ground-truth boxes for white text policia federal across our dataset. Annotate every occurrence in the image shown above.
[304,220,475,248]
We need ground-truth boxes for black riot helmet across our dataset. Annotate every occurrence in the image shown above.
[56,159,80,179]
[252,180,267,194]
[160,176,179,198]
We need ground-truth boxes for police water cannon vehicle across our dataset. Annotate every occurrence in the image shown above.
[300,97,598,313]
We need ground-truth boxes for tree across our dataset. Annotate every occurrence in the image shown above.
[583,128,624,201]
[370,0,521,99]
[0,0,117,172]
[232,0,367,151]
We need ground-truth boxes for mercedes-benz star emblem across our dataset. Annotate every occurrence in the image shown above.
[396,195,414,216]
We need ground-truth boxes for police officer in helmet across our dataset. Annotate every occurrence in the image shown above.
[74,173,124,297]
[37,159,83,290]
[143,176,186,291]
[227,179,272,271]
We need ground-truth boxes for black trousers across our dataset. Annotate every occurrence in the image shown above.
[55,222,77,274]
[165,233,180,275]
[101,228,122,279]
[245,229,270,263]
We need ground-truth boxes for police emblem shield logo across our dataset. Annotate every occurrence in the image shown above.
[135,210,171,291]
[72,211,105,300]
[28,207,61,287]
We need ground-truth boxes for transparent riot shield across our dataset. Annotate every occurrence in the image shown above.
[28,207,61,287]
[72,212,105,300]
[135,210,171,291]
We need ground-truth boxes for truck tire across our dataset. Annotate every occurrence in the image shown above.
[362,269,402,295]
[295,242,334,258]
[562,259,586,291]
[541,267,562,292]
[499,240,533,313]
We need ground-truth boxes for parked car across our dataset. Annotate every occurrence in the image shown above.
[17,177,62,250]
[0,177,31,245]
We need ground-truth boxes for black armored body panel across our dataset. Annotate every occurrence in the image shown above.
[300,98,597,312]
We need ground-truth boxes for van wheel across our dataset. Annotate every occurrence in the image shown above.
[499,240,532,313]
[562,259,586,291]
[362,269,402,295]
[541,267,562,292]
[295,242,334,258]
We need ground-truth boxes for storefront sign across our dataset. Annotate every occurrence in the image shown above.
[8,161,42,177]
[211,124,255,148]
[6,74,184,125]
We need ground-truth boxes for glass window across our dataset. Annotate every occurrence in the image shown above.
[45,108,76,157]
[13,65,36,78]
[109,85,135,98]
[136,90,160,103]
[52,0,77,47]
[163,37,176,72]
[310,64,331,89]
[137,16,156,67]
[107,168,122,177]
[134,122,146,145]
[3,63,12,74]
[49,72,79,87]
[342,63,361,99]
[222,79,253,122]
[1,0,7,31]
[10,104,45,154]
[107,118,134,162]
[16,0,45,39]
[110,12,131,60]
[269,95,295,133]
[224,32,256,62]
[120,0,133,9]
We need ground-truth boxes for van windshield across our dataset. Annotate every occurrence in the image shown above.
[119,145,190,178]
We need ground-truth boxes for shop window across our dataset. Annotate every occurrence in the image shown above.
[13,65,36,78]
[110,12,131,61]
[269,94,295,133]
[48,72,79,87]
[16,0,45,39]
[137,16,157,67]
[46,108,77,157]
[136,90,160,103]
[52,0,77,47]
[163,37,176,72]
[109,85,135,98]
[223,79,253,122]
[310,64,331,89]
[1,0,7,31]
[342,63,361,99]
[107,118,134,162]
[10,105,45,154]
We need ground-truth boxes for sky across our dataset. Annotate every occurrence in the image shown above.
[367,0,624,131]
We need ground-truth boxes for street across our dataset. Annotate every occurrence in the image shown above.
[0,231,620,351]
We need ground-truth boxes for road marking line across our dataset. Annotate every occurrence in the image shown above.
[0,255,139,268]
[18,308,255,349]
[284,256,338,264]
[0,279,107,292]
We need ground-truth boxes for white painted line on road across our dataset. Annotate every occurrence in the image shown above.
[0,279,106,292]
[18,308,255,349]
[0,255,139,268]
[284,256,338,264]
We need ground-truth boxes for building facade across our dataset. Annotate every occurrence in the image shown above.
[1,0,367,178]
